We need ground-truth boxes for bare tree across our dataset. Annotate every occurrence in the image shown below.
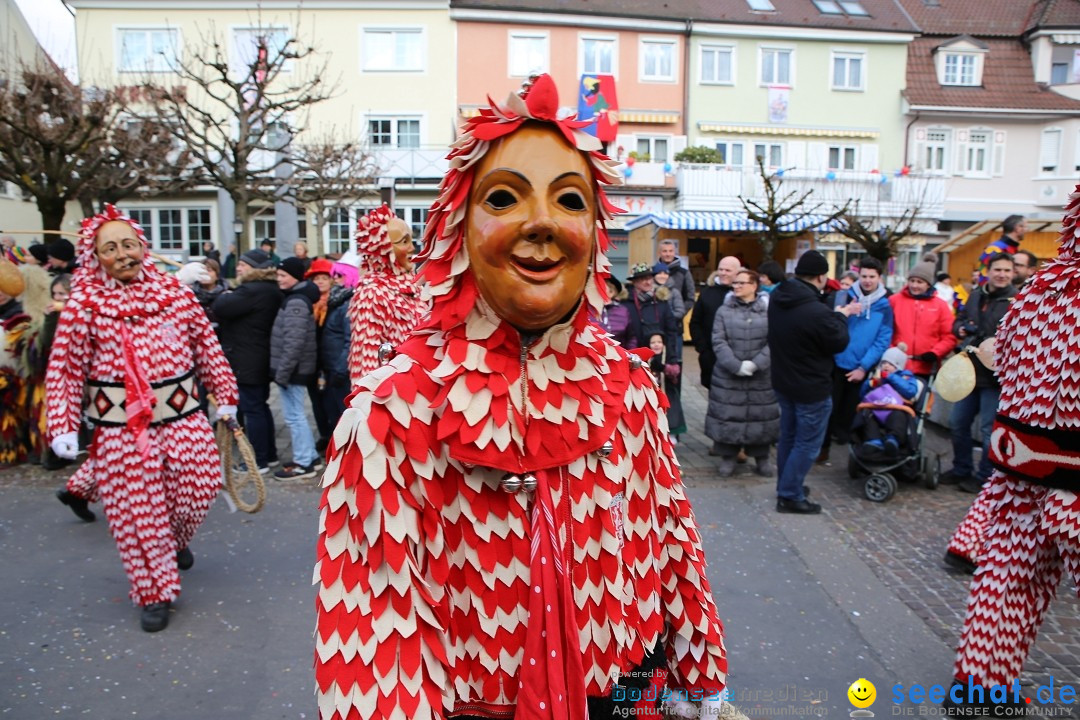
[739,156,850,260]
[836,203,922,263]
[291,134,378,256]
[130,25,335,251]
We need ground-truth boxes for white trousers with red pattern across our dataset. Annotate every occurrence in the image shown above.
[946,484,993,564]
[90,414,222,606]
[953,473,1080,685]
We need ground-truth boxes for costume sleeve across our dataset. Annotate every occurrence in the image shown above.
[184,291,238,406]
[314,385,449,720]
[45,301,92,440]
[857,304,893,372]
[348,287,396,385]
[649,409,727,693]
[711,310,740,374]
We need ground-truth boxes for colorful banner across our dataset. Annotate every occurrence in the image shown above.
[767,85,789,124]
[577,74,619,143]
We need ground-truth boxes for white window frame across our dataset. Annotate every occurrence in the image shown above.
[579,34,617,78]
[939,51,983,87]
[1074,129,1080,172]
[827,144,858,171]
[759,46,794,87]
[364,114,423,149]
[746,0,775,10]
[1040,127,1063,175]
[230,26,292,77]
[635,135,672,163]
[714,140,746,167]
[753,142,785,169]
[963,129,992,178]
[639,37,677,83]
[116,26,181,74]
[121,204,215,257]
[394,206,429,245]
[700,43,735,85]
[359,26,426,73]
[508,30,549,77]
[831,50,865,91]
[924,128,951,175]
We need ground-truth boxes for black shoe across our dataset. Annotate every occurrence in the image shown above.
[957,478,985,494]
[56,489,95,522]
[41,453,71,471]
[776,497,822,514]
[315,437,329,454]
[140,601,171,632]
[939,470,971,486]
[176,547,194,571]
[943,551,977,575]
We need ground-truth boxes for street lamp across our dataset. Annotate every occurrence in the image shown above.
[233,217,243,245]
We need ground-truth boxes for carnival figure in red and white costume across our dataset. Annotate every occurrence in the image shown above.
[314,75,727,720]
[949,186,1080,692]
[46,205,238,633]
[346,205,428,385]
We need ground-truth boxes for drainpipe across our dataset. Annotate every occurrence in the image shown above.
[683,19,693,140]
[902,110,920,169]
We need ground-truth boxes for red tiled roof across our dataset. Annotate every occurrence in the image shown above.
[905,36,1080,110]
[452,0,920,34]
[896,0,1038,37]
[1027,0,1080,30]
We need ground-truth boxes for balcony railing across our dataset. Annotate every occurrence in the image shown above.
[369,146,449,182]
[675,165,945,219]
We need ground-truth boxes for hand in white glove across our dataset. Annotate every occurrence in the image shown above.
[213,405,237,422]
[51,432,79,459]
[176,261,210,285]
[737,360,758,377]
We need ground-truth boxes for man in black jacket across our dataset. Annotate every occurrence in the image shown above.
[768,251,855,513]
[688,255,740,391]
[212,249,283,473]
[945,252,1016,492]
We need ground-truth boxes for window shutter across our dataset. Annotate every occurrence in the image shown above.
[992,130,1006,177]
[912,140,926,172]
[806,142,827,171]
[786,141,807,169]
[954,137,968,176]
[859,143,879,172]
[1039,129,1060,173]
[614,134,635,162]
[672,135,688,157]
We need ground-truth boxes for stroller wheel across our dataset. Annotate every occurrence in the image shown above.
[865,473,898,503]
[847,453,864,479]
[921,454,941,490]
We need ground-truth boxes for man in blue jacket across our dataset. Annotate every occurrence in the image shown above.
[768,251,855,513]
[821,257,893,461]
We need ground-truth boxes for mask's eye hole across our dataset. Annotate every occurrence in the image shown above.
[558,192,586,211]
[485,189,516,210]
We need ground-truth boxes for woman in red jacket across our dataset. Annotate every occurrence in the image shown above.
[888,254,956,378]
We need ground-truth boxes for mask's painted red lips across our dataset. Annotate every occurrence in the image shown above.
[510,254,565,282]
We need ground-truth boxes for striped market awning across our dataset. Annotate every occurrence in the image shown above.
[618,109,680,124]
[697,122,879,139]
[625,211,846,233]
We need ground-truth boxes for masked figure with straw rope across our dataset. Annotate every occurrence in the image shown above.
[314,75,727,720]
[46,204,238,633]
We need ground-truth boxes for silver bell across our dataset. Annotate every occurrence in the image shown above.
[378,342,395,365]
[521,474,538,493]
[500,473,523,493]
[597,440,614,459]
[629,355,643,370]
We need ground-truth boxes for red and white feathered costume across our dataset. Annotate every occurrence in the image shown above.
[346,205,427,385]
[952,186,1080,685]
[314,77,727,720]
[46,205,238,607]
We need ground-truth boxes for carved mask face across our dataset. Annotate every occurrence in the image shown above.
[464,124,596,331]
[95,221,145,283]
[388,217,415,272]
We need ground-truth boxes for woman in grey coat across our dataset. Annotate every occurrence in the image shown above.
[705,269,780,477]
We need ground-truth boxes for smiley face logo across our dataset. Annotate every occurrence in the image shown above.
[848,678,876,709]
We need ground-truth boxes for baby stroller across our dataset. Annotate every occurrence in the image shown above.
[846,371,941,502]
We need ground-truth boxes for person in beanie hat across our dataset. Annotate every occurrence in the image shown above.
[46,238,77,275]
[279,256,307,283]
[889,253,955,378]
[240,248,273,270]
[45,204,238,632]
[27,244,49,266]
[853,342,924,461]
[767,249,855,513]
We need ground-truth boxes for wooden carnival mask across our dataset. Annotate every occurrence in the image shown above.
[465,123,596,332]
[95,220,146,283]
[388,217,415,273]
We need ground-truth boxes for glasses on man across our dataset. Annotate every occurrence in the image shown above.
[731,281,753,286]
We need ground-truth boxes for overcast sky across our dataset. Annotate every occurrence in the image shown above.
[14,0,78,80]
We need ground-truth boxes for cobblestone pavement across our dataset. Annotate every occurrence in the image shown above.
[676,348,1080,693]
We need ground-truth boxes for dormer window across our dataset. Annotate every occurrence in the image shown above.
[812,0,869,15]
[746,0,775,10]
[934,36,988,87]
